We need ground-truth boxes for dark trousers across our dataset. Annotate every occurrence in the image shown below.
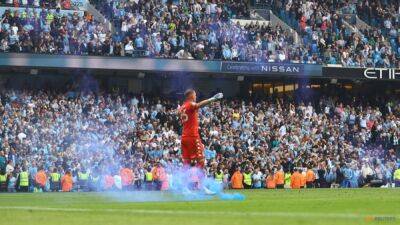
[145,181,153,190]
[276,184,284,189]
[79,181,88,192]
[122,185,133,191]
[135,180,142,190]
[154,180,162,190]
[244,183,252,189]
[51,182,60,192]
[35,184,46,192]
[19,186,29,192]
[306,182,314,188]
[0,182,7,192]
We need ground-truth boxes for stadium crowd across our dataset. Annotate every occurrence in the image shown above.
[343,0,400,65]
[0,0,399,66]
[0,87,400,192]
[0,0,308,62]
[1,0,77,10]
[269,0,400,67]
[0,7,115,55]
[90,0,298,62]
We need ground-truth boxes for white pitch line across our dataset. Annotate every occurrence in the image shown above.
[0,206,398,220]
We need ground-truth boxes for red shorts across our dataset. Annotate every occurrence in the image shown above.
[181,136,204,165]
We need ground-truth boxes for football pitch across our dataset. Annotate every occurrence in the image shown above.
[0,189,399,225]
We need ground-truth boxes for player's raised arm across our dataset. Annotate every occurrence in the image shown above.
[196,93,223,108]
[183,89,223,109]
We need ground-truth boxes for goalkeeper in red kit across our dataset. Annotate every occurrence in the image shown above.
[178,89,223,168]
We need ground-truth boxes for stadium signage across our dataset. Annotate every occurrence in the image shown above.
[71,0,88,10]
[261,65,300,73]
[221,62,305,75]
[363,68,400,80]
[323,66,400,80]
[0,53,323,77]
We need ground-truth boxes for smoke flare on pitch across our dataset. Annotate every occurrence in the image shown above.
[100,166,245,202]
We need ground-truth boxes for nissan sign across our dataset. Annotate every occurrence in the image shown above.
[221,62,303,74]
[220,62,322,76]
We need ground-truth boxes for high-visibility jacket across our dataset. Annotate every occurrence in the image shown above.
[284,173,291,187]
[20,171,29,187]
[274,171,284,185]
[301,172,307,187]
[61,174,73,192]
[291,172,302,189]
[266,175,276,189]
[231,171,243,189]
[91,176,100,183]
[0,174,6,183]
[120,168,134,186]
[394,169,400,180]
[51,173,61,182]
[104,175,114,189]
[78,172,89,181]
[145,172,153,182]
[306,170,316,182]
[215,172,223,183]
[35,171,47,187]
[153,167,166,182]
[46,13,54,22]
[243,173,252,186]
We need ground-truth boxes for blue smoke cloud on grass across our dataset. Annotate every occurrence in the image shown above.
[100,166,245,202]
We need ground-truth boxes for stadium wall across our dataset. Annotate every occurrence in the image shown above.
[1,53,400,81]
[0,53,320,77]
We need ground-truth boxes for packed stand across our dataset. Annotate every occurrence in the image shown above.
[0,8,116,55]
[0,88,399,192]
[266,0,400,67]
[315,0,400,66]
[1,0,78,10]
[0,0,315,62]
[89,0,311,62]
[0,0,400,66]
[347,0,400,62]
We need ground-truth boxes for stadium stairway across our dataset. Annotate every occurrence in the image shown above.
[252,8,301,44]
[354,15,372,31]
[337,13,373,37]
[86,2,113,33]
[345,13,394,48]
[339,13,394,49]
[253,2,367,45]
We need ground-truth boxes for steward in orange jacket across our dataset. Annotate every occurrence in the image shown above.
[120,167,134,190]
[274,167,285,189]
[104,175,115,190]
[300,170,307,188]
[231,167,244,189]
[152,163,167,190]
[266,172,276,189]
[306,168,316,188]
[290,169,302,189]
[61,171,73,192]
[35,169,47,190]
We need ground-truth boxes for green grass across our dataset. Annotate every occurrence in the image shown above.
[1,189,399,225]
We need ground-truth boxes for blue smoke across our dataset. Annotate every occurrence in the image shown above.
[100,166,245,202]
[169,166,245,201]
